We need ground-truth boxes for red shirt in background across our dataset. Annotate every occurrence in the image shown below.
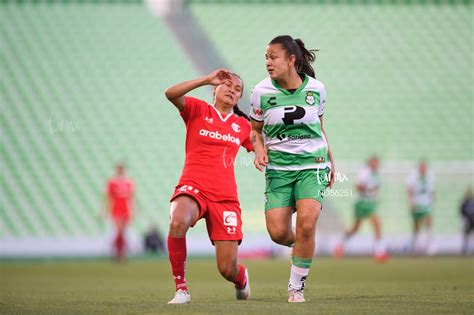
[107,177,134,220]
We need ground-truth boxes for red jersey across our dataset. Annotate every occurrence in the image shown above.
[107,177,134,218]
[178,96,253,202]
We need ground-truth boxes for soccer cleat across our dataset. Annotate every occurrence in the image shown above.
[375,252,390,263]
[288,289,305,303]
[167,289,191,304]
[333,243,344,259]
[235,268,251,300]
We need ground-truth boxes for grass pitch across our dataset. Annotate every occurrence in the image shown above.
[1,257,473,314]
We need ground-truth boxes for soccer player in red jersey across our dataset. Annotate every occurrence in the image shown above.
[164,69,253,304]
[106,163,134,262]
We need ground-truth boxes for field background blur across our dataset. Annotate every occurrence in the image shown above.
[1,0,472,257]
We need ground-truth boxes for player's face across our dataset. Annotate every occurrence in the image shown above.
[214,75,243,107]
[369,158,379,171]
[116,164,124,176]
[419,162,426,176]
[265,44,295,80]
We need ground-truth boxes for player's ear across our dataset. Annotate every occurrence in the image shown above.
[288,54,296,67]
[212,86,217,102]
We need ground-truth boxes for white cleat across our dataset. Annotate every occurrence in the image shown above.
[167,289,191,304]
[288,289,305,303]
[235,268,251,300]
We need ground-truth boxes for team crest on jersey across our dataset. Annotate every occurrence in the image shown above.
[305,91,316,105]
[252,107,262,116]
[231,122,241,133]
[205,116,213,123]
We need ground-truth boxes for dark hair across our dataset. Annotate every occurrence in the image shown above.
[269,35,317,78]
[230,73,250,121]
[233,105,250,121]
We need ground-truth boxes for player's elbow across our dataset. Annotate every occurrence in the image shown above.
[164,88,173,100]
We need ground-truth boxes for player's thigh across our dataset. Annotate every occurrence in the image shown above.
[412,215,422,232]
[295,198,321,232]
[205,200,242,243]
[265,170,296,211]
[265,206,294,236]
[425,214,433,227]
[294,168,329,205]
[169,195,200,227]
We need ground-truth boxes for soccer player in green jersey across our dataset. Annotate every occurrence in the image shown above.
[406,160,436,255]
[250,35,335,303]
[333,156,389,262]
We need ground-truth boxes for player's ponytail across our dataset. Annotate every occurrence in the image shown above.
[233,104,250,121]
[294,38,317,78]
[269,35,317,78]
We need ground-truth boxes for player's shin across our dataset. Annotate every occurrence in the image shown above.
[167,235,188,291]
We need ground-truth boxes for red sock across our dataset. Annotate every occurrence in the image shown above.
[167,235,188,291]
[234,264,247,289]
[114,231,125,259]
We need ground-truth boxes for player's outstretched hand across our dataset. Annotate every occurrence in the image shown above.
[206,68,232,86]
[254,151,268,172]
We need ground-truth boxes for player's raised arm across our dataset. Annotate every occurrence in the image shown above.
[164,69,232,111]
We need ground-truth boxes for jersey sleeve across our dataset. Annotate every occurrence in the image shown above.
[181,96,207,124]
[240,120,254,152]
[317,85,326,117]
[356,169,368,186]
[249,87,264,122]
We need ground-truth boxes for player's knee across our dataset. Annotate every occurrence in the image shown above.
[269,229,291,245]
[297,222,315,242]
[168,219,190,236]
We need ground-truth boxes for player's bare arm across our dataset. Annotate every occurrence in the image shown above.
[320,116,335,188]
[250,119,268,172]
[165,68,232,111]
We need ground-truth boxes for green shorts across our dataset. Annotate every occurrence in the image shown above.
[355,200,377,219]
[264,168,329,211]
[412,205,432,221]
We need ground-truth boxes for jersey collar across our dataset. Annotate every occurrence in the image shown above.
[212,105,234,122]
[271,73,309,95]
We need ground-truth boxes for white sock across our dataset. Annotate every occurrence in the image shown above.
[288,265,310,291]
[374,239,386,256]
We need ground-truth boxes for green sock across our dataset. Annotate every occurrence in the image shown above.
[292,256,313,269]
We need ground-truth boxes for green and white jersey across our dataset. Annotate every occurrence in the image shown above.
[250,74,329,171]
[357,167,381,202]
[406,171,434,208]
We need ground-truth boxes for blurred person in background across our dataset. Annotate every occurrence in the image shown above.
[460,187,474,255]
[164,69,253,304]
[144,225,165,255]
[334,156,389,262]
[406,160,436,255]
[105,163,134,262]
[250,35,335,303]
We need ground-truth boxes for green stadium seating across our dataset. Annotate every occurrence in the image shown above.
[1,1,472,248]
[1,2,206,239]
